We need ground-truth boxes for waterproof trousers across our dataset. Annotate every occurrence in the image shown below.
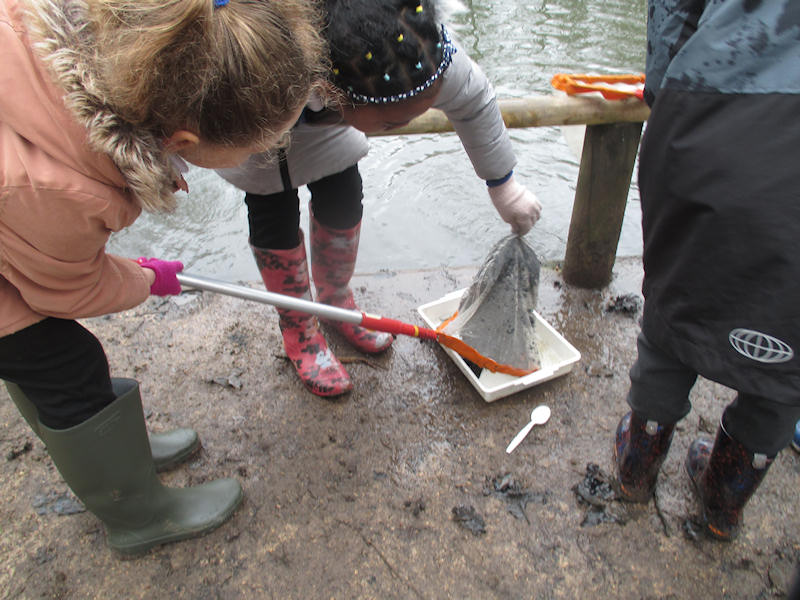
[627,331,800,456]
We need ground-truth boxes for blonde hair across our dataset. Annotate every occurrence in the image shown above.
[91,0,327,146]
[25,0,326,212]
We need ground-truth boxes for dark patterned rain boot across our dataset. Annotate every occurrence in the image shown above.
[310,212,393,354]
[252,232,351,397]
[685,422,773,541]
[614,411,676,502]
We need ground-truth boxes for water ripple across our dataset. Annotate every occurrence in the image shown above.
[108,0,646,278]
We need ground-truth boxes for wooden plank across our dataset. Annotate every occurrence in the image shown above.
[368,95,649,137]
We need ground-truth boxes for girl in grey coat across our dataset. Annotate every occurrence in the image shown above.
[217,0,542,397]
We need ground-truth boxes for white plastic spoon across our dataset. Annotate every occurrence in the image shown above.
[505,405,551,454]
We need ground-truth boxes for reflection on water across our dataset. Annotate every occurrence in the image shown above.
[108,0,647,281]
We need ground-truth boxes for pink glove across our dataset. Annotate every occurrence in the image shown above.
[136,257,184,296]
[487,175,542,235]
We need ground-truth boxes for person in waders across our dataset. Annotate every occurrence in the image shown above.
[0,0,326,555]
[216,0,543,398]
[612,0,800,541]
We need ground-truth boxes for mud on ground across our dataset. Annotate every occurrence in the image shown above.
[1,258,799,599]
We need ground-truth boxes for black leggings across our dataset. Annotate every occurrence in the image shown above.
[0,318,114,429]
[245,164,364,249]
[627,331,800,456]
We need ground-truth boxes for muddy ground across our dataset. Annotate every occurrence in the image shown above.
[1,257,799,599]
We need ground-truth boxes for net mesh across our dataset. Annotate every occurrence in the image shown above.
[441,234,541,374]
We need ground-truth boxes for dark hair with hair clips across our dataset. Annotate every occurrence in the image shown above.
[325,0,446,103]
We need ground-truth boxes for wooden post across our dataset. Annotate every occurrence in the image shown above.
[563,122,642,288]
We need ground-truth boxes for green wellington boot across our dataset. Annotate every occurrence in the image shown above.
[37,380,242,555]
[4,379,200,472]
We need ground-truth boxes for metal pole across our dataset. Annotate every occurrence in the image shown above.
[176,272,363,324]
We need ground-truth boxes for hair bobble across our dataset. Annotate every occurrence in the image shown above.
[365,51,373,61]
[397,33,404,42]
[415,4,423,12]
[345,25,456,105]
[213,0,229,7]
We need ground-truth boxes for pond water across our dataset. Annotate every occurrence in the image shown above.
[107,0,648,281]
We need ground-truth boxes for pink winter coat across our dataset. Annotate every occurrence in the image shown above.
[0,0,169,337]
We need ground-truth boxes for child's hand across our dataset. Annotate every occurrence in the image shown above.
[136,257,184,296]
[488,175,542,235]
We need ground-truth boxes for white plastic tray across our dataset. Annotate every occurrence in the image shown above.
[417,289,581,402]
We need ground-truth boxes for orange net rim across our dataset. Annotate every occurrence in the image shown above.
[435,311,538,378]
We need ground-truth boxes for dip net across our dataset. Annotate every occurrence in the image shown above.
[439,235,541,375]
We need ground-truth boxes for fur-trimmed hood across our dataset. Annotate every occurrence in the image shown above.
[1,0,156,337]
[23,0,179,212]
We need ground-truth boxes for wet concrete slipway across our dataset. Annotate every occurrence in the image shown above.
[1,258,799,599]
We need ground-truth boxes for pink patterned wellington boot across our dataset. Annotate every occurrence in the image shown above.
[310,213,393,354]
[252,233,351,397]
